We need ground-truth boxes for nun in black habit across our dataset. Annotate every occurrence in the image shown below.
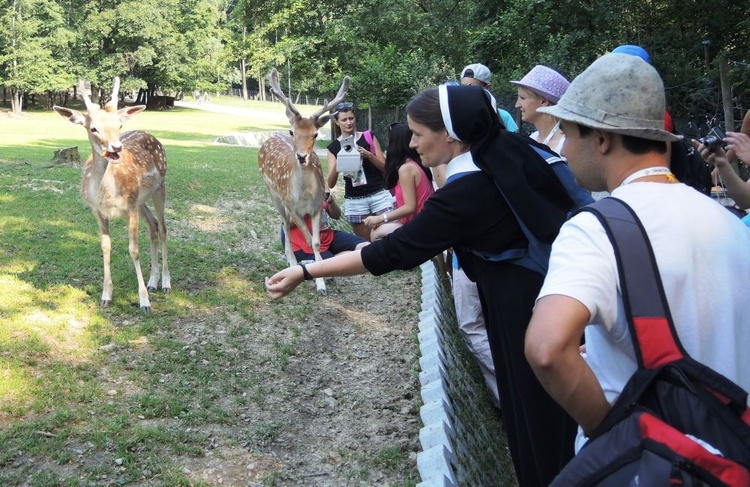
[266,84,577,487]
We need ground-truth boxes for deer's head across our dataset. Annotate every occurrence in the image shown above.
[268,68,349,165]
[54,77,145,163]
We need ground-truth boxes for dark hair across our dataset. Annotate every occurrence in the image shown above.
[577,123,667,154]
[332,102,355,137]
[335,101,354,111]
[333,102,355,121]
[406,88,444,132]
[384,123,432,190]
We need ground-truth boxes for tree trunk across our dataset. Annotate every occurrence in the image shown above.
[11,89,22,113]
[240,59,248,100]
[719,56,735,132]
[135,88,146,105]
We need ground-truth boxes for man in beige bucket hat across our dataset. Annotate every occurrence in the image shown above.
[525,53,750,456]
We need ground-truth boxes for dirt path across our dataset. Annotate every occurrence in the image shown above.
[165,123,424,485]
[169,270,423,486]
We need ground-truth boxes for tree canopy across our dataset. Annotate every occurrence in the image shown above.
[0,0,747,125]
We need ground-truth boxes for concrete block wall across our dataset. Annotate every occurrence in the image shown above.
[416,260,515,487]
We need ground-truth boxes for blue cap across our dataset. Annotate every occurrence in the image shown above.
[612,45,651,64]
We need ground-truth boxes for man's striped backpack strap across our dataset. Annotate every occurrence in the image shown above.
[551,197,750,487]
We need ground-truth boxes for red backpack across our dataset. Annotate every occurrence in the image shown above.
[551,198,750,486]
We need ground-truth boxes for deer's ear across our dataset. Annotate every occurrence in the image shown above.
[316,114,332,128]
[53,106,86,126]
[118,105,146,122]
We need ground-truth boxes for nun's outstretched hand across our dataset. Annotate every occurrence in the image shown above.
[265,266,304,299]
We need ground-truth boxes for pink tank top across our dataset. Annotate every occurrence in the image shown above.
[394,160,434,224]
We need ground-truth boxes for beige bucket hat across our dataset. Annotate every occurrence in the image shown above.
[538,53,682,142]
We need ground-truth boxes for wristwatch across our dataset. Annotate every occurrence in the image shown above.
[383,213,389,223]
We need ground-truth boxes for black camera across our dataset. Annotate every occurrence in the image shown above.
[698,127,726,152]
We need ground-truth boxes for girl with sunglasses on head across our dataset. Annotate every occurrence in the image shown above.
[363,123,434,241]
[327,101,392,242]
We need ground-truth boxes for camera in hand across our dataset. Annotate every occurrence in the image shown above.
[336,134,362,173]
[698,127,726,152]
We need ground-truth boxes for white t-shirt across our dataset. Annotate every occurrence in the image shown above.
[538,182,750,450]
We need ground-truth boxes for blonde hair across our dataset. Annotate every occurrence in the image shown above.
[519,86,553,105]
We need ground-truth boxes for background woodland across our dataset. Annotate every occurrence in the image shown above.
[1,0,749,132]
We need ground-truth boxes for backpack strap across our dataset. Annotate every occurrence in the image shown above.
[580,198,749,409]
[363,130,374,150]
[579,197,688,369]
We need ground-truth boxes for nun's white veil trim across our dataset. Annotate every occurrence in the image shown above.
[438,84,461,141]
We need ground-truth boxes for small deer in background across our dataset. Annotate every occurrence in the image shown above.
[258,68,349,295]
[53,77,170,311]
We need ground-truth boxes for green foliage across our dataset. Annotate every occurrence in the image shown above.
[350,43,453,109]
[0,0,747,123]
[472,0,750,125]
[0,0,75,111]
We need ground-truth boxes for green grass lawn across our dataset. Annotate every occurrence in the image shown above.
[0,103,425,487]
[0,107,273,484]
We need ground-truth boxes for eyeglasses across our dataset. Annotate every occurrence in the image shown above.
[335,102,354,111]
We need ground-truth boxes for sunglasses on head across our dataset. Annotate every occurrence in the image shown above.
[389,122,406,131]
[335,102,354,111]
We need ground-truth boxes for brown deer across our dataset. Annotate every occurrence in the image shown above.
[53,77,170,311]
[258,68,349,295]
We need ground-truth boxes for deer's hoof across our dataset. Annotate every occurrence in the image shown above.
[101,300,111,308]
[317,288,328,296]
[140,306,151,313]
[147,286,157,292]
[161,286,171,293]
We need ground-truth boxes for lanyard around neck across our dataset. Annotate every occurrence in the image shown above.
[620,166,677,186]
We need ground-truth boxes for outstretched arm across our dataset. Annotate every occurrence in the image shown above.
[695,137,750,209]
[525,294,610,436]
[326,193,342,220]
[725,132,750,166]
[265,249,368,299]
[726,111,750,162]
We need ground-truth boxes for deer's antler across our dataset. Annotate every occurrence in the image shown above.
[268,68,301,121]
[312,76,350,119]
[106,77,121,111]
[78,79,96,111]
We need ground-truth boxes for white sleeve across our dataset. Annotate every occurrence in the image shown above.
[538,212,623,336]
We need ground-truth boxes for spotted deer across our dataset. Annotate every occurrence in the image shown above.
[53,77,170,311]
[258,68,349,295]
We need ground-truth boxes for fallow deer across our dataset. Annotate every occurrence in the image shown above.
[258,68,349,295]
[53,77,170,311]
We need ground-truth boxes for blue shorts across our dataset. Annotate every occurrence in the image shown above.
[344,189,394,223]
[294,230,367,261]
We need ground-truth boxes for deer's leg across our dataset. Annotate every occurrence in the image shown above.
[95,212,114,307]
[140,205,160,292]
[297,212,327,295]
[127,209,151,311]
[151,186,170,291]
[281,215,298,266]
